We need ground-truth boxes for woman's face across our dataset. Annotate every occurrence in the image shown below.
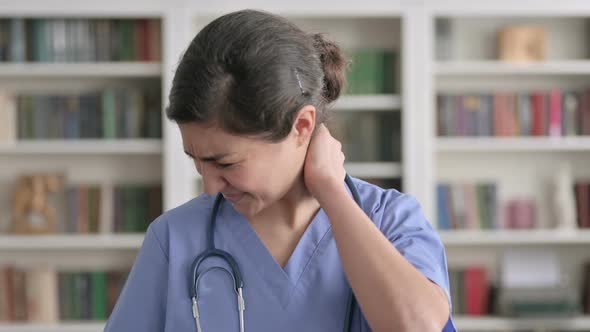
[179,117,311,217]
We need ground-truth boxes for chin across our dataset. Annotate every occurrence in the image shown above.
[231,196,264,217]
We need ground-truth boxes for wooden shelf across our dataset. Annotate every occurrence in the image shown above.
[0,62,161,78]
[440,230,590,246]
[344,162,402,178]
[436,60,590,76]
[0,234,144,251]
[0,322,105,332]
[332,94,401,111]
[436,137,590,152]
[453,316,590,331]
[0,139,162,155]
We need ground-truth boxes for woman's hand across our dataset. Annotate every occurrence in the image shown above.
[303,124,346,198]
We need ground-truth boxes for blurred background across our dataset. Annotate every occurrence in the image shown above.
[0,0,589,331]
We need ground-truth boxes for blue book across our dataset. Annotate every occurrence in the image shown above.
[10,19,25,62]
[64,96,80,139]
[437,184,451,230]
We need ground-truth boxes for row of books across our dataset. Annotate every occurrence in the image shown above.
[450,266,587,317]
[345,49,398,95]
[575,182,590,228]
[0,266,128,322]
[436,183,498,230]
[329,111,401,162]
[0,18,161,62]
[5,185,162,234]
[0,89,162,141]
[437,90,590,137]
[65,184,162,234]
[449,267,490,316]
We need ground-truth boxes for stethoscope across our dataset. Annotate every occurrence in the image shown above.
[190,174,363,332]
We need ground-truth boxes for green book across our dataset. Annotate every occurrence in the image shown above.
[457,270,464,314]
[382,51,397,93]
[88,187,100,233]
[123,186,137,233]
[357,50,371,94]
[476,185,489,230]
[102,88,117,138]
[119,20,134,61]
[70,273,81,320]
[91,272,107,320]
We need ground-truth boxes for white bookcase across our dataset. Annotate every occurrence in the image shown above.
[1,0,590,331]
[428,1,590,331]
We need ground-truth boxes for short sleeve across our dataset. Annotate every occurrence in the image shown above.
[104,224,169,332]
[373,192,456,331]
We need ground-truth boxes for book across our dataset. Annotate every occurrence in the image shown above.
[0,92,16,143]
[25,267,59,323]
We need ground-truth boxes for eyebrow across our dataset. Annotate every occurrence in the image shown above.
[184,150,230,162]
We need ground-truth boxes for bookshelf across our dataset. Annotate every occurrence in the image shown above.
[0,322,105,332]
[453,316,590,331]
[0,140,162,155]
[429,1,590,329]
[2,1,590,331]
[0,1,166,328]
[435,60,590,76]
[0,63,162,77]
[436,137,590,152]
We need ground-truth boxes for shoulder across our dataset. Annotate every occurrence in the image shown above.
[145,194,216,257]
[350,177,428,230]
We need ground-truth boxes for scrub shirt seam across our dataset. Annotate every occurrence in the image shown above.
[286,225,332,302]
[149,222,170,262]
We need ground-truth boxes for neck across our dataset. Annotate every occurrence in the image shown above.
[255,174,320,229]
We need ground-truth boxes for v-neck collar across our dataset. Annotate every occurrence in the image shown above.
[218,198,332,309]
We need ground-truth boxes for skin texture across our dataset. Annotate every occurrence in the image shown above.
[179,106,450,331]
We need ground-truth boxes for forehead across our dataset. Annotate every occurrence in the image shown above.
[178,122,262,155]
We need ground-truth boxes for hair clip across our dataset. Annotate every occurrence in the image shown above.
[294,69,305,95]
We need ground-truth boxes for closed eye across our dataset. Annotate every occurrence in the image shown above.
[217,162,234,169]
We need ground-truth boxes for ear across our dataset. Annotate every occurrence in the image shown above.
[292,105,316,146]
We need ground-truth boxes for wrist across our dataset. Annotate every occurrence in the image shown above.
[310,176,347,204]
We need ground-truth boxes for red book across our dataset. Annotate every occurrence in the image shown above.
[584,92,590,135]
[3,266,16,321]
[464,267,489,316]
[78,186,89,233]
[493,94,508,136]
[136,19,149,61]
[584,263,590,314]
[576,183,590,228]
[147,19,161,61]
[549,89,562,137]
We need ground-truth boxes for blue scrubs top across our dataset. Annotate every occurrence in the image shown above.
[105,178,456,331]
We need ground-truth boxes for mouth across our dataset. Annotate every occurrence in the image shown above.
[223,192,245,203]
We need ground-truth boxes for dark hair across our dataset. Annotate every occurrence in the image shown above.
[166,9,347,141]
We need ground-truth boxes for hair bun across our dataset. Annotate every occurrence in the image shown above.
[312,33,347,103]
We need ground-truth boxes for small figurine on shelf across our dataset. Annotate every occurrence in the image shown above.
[497,25,546,62]
[553,163,578,231]
[12,174,64,234]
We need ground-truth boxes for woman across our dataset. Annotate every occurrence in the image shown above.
[106,9,456,332]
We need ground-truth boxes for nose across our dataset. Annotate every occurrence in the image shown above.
[200,162,228,195]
